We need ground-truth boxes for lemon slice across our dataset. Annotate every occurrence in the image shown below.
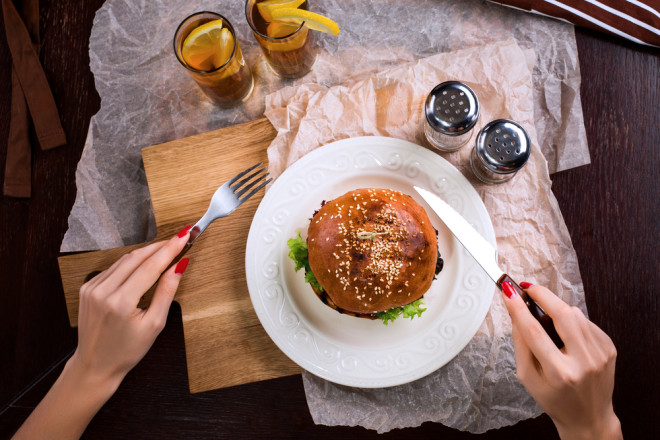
[182,19,234,71]
[271,8,340,36]
[266,21,302,38]
[257,0,305,22]
[213,28,235,69]
[263,21,307,51]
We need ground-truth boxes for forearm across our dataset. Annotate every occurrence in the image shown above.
[12,353,122,440]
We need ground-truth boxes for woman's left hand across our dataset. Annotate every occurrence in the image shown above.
[502,282,621,440]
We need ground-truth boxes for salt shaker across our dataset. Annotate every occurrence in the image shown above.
[424,81,480,152]
[470,119,531,184]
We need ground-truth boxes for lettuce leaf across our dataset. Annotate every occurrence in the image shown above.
[304,270,323,291]
[287,232,308,272]
[287,231,324,292]
[376,299,426,325]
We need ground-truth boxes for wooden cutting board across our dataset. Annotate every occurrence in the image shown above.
[58,118,301,393]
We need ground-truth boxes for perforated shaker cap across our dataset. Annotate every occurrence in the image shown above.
[475,119,531,173]
[425,81,480,136]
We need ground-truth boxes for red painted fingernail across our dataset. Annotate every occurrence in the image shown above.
[177,225,192,238]
[175,258,189,275]
[520,281,533,289]
[502,281,516,298]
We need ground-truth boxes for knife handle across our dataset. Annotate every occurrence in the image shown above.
[498,274,564,349]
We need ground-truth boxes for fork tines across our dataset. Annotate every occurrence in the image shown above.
[231,163,272,202]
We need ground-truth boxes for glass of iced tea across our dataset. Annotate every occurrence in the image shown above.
[174,12,254,107]
[245,0,317,79]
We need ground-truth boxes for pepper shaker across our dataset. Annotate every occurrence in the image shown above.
[424,81,480,152]
[470,119,531,184]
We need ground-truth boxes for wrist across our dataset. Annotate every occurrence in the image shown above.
[63,351,125,403]
[555,411,622,440]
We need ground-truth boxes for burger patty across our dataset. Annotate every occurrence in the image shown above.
[307,188,438,315]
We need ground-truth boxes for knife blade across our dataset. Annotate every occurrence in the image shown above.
[414,186,563,348]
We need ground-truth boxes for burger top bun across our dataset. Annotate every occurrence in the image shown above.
[307,188,438,315]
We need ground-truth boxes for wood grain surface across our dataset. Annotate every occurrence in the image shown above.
[0,1,658,438]
[58,118,301,392]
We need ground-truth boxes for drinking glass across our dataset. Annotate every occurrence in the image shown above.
[245,0,318,78]
[174,12,254,107]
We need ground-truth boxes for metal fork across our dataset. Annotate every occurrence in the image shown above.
[168,162,271,268]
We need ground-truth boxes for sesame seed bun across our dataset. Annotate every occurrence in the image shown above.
[307,188,438,317]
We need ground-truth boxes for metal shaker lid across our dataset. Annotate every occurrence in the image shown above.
[425,81,479,136]
[475,119,531,173]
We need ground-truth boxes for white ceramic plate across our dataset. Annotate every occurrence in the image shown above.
[245,136,496,388]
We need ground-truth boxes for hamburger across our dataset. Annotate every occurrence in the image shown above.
[287,188,443,324]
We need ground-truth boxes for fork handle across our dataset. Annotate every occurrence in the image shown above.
[166,224,203,271]
[166,241,194,271]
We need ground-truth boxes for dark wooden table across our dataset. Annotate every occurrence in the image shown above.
[1,1,658,438]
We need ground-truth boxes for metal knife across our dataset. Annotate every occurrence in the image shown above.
[414,186,564,348]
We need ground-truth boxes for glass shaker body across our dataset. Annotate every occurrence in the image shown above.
[470,119,531,184]
[424,81,479,152]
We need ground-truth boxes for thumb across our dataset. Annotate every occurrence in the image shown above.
[145,258,189,329]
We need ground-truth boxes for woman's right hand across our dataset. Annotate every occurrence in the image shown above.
[501,282,622,440]
[74,227,191,386]
[12,227,192,440]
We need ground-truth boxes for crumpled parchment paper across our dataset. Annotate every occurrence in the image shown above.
[61,0,589,252]
[264,38,586,434]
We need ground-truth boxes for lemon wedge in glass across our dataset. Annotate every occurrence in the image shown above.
[182,20,235,71]
[257,0,305,22]
[271,8,340,36]
[266,21,302,38]
[263,21,307,51]
[213,28,235,69]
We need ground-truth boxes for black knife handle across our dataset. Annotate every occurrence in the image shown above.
[498,274,564,349]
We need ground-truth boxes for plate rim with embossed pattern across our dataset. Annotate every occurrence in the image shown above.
[245,136,496,388]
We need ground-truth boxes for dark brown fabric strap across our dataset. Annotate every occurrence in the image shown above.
[489,0,660,47]
[4,68,32,198]
[2,0,66,197]
[2,0,66,149]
